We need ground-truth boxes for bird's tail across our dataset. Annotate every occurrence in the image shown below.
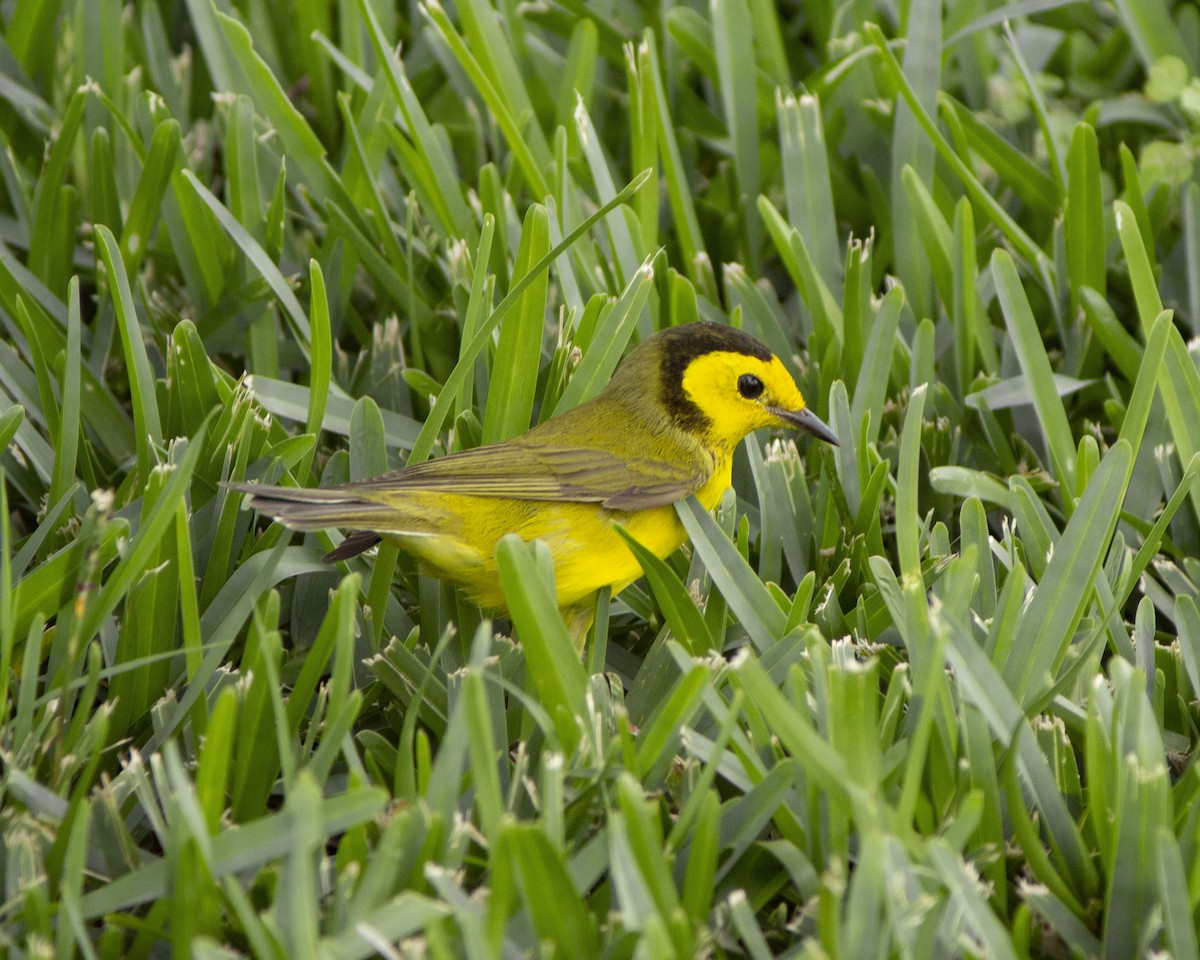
[225,481,398,560]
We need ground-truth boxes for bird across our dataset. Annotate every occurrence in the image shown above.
[227,322,837,645]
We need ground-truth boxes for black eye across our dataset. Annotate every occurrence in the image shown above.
[737,373,764,399]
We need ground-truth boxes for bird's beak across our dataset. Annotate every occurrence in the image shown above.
[771,406,839,446]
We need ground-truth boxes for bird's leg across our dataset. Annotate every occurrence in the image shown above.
[562,601,597,655]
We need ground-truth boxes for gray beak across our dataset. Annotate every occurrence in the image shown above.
[772,406,839,446]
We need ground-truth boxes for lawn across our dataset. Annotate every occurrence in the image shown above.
[2,0,1200,956]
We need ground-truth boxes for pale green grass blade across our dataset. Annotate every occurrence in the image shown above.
[499,823,597,956]
[406,170,651,465]
[455,214,496,419]
[554,259,655,414]
[0,404,25,457]
[778,92,839,294]
[334,94,407,276]
[1156,827,1200,960]
[850,286,902,440]
[866,23,1048,276]
[1116,201,1200,525]
[841,235,871,389]
[901,165,954,318]
[626,38,659,254]
[942,96,1059,215]
[243,377,420,451]
[300,260,331,482]
[1008,441,1132,706]
[676,496,785,650]
[992,249,1076,500]
[26,87,84,291]
[1117,311,1171,463]
[120,118,180,278]
[78,787,387,918]
[889,0,941,315]
[1003,23,1065,194]
[614,525,714,655]
[214,10,353,213]
[943,0,1103,49]
[713,0,761,268]
[1081,288,1142,382]
[1185,182,1200,335]
[47,278,80,509]
[481,204,549,443]
[421,0,551,201]
[928,843,1021,960]
[348,395,387,482]
[1112,0,1194,71]
[182,171,312,352]
[732,656,849,798]
[495,536,587,752]
[463,669,504,842]
[572,97,642,284]
[643,33,705,279]
[758,195,843,350]
[353,0,474,239]
[1065,123,1104,315]
[95,225,162,482]
[896,384,928,582]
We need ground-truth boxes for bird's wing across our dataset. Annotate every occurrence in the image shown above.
[351,440,708,510]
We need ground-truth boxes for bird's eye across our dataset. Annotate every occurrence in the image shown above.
[737,373,765,399]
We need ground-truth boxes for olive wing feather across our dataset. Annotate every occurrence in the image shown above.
[351,440,706,510]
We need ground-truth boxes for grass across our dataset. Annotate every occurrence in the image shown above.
[2,0,1200,956]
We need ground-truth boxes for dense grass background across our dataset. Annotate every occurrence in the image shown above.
[2,0,1200,955]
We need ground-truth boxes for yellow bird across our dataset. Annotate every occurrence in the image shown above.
[228,322,837,641]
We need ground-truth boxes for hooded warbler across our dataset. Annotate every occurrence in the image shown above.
[228,322,837,640]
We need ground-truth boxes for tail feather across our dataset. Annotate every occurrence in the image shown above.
[225,481,446,563]
[224,481,401,532]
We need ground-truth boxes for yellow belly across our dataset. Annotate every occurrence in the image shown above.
[384,459,731,610]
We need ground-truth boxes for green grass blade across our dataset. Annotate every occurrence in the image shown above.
[481,204,549,443]
[713,0,762,268]
[992,249,1076,500]
[675,496,786,650]
[1112,0,1194,71]
[778,92,839,294]
[495,536,587,752]
[889,0,941,315]
[405,169,651,465]
[896,384,928,582]
[1065,123,1104,315]
[95,225,162,483]
[1008,441,1132,705]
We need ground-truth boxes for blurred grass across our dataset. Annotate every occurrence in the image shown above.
[3,1,1200,956]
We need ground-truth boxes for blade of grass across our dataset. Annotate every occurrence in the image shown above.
[865,23,1049,279]
[992,249,1076,501]
[1008,441,1132,705]
[778,92,839,293]
[481,204,549,444]
[896,384,928,583]
[713,0,761,268]
[676,495,785,651]
[406,169,651,465]
[95,225,162,484]
[495,536,587,752]
[78,787,388,919]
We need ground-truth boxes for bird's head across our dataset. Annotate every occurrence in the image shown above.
[648,322,838,454]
